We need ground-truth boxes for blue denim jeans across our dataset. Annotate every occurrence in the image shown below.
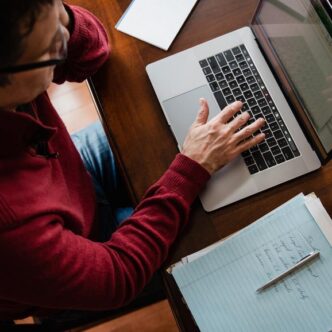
[71,121,133,241]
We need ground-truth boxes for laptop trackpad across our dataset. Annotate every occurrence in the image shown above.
[162,85,220,146]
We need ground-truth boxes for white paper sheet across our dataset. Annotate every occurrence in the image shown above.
[115,0,199,51]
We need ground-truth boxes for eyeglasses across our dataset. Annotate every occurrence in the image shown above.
[0,26,68,74]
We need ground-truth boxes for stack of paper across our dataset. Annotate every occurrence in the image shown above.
[170,193,332,332]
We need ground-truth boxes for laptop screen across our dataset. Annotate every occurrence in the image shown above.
[254,0,332,153]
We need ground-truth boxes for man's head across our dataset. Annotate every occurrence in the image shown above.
[0,0,70,110]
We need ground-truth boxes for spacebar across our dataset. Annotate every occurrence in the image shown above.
[214,91,227,110]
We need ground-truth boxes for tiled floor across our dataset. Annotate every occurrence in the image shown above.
[47,81,179,331]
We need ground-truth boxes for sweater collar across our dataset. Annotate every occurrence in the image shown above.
[0,99,57,157]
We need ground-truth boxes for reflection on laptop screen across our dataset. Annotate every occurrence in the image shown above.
[257,0,332,152]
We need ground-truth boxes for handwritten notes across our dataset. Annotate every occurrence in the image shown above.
[172,194,332,331]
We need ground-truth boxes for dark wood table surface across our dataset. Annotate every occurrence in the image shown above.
[68,0,332,330]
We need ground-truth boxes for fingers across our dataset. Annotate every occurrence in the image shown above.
[235,132,266,155]
[233,117,265,142]
[217,101,243,124]
[193,98,209,126]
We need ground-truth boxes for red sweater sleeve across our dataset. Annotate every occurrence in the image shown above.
[0,154,209,311]
[52,4,110,84]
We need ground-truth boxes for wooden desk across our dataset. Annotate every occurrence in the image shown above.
[68,1,332,330]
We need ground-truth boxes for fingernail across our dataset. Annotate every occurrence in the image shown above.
[199,98,205,106]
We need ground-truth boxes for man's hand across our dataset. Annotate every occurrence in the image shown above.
[182,99,266,174]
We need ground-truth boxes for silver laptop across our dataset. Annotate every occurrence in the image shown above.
[146,0,332,212]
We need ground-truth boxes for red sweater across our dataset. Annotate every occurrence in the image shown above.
[0,5,210,319]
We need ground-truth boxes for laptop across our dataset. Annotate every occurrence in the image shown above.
[146,0,332,212]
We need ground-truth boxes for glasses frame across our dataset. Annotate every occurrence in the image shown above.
[0,26,68,74]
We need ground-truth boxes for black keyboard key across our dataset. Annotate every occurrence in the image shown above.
[240,83,249,91]
[251,106,261,115]
[222,66,231,74]
[244,90,253,99]
[210,81,220,92]
[235,54,244,62]
[270,122,279,131]
[247,75,255,84]
[229,61,238,69]
[216,53,227,67]
[224,50,234,61]
[265,114,275,123]
[274,130,283,140]
[258,142,269,153]
[258,98,268,107]
[252,151,268,170]
[243,68,252,77]
[206,74,215,83]
[282,146,294,160]
[244,156,255,166]
[226,95,235,103]
[208,56,221,73]
[248,98,257,107]
[242,150,251,158]
[262,106,271,115]
[239,61,248,69]
[262,129,272,139]
[242,103,249,111]
[232,46,241,55]
[222,87,231,96]
[267,137,277,147]
[233,68,242,76]
[248,164,259,174]
[250,83,260,92]
[213,91,227,110]
[199,59,208,67]
[254,91,263,99]
[263,151,277,167]
[236,75,245,84]
[236,95,245,103]
[289,141,299,156]
[219,80,228,89]
[275,154,286,164]
[229,80,238,89]
[250,145,259,152]
[240,44,249,55]
[278,138,288,148]
[271,146,282,156]
[216,73,224,81]
[225,73,235,81]
[203,67,212,75]
[233,88,242,96]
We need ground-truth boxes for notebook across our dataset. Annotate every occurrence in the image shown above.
[146,0,332,211]
[115,0,199,51]
[169,193,332,331]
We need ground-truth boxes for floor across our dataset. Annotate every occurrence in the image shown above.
[45,81,179,331]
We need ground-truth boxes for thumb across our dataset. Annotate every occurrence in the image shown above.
[194,98,209,126]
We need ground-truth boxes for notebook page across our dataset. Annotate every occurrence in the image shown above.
[172,196,332,331]
[115,0,198,51]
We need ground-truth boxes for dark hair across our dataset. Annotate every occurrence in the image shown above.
[0,0,54,86]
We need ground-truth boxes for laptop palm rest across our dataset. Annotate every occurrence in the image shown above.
[162,85,257,211]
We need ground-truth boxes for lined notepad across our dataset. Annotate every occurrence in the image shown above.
[171,194,332,331]
[115,0,199,51]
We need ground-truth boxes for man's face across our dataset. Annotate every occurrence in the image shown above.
[0,0,70,110]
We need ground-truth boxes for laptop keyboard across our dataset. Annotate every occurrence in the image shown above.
[199,44,300,174]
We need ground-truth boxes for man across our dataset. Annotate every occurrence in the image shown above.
[0,0,265,321]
